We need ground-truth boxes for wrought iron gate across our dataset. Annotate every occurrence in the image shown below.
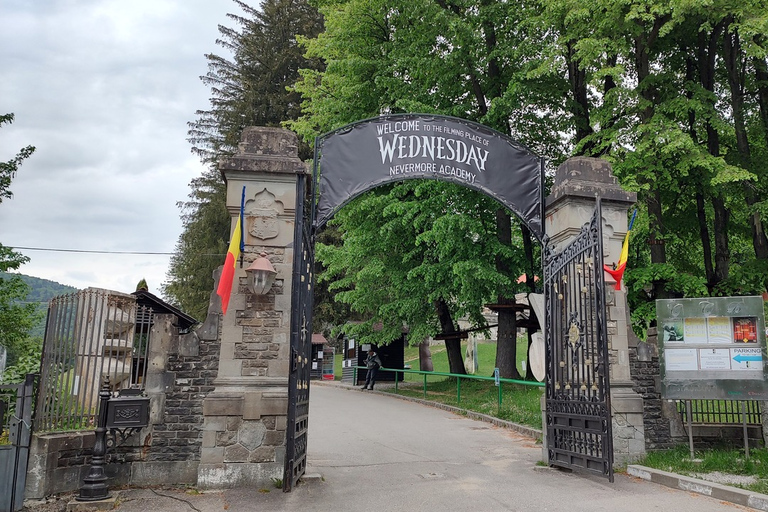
[0,374,36,512]
[283,171,315,492]
[543,199,613,481]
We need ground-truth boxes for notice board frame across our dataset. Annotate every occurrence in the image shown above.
[658,295,767,400]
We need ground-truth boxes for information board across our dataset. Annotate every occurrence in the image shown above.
[658,296,767,400]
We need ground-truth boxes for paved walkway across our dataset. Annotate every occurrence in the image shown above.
[72,383,757,512]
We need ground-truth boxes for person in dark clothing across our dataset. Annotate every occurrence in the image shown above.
[362,350,382,390]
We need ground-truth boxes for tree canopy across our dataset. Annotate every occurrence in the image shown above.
[0,113,41,372]
[291,0,768,347]
[163,0,325,319]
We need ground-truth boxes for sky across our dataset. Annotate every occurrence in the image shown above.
[0,0,237,297]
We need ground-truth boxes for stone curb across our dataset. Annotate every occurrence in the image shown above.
[313,380,543,440]
[627,465,768,511]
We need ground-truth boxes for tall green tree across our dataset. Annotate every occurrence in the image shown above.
[294,0,768,352]
[163,0,324,318]
[0,113,40,368]
[542,0,768,330]
[292,0,565,376]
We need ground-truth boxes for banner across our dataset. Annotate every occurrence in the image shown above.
[315,115,544,239]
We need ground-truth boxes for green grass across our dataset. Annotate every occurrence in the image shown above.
[391,378,543,428]
[640,444,768,494]
[332,338,544,430]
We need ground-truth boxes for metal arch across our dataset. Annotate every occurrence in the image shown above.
[543,199,614,482]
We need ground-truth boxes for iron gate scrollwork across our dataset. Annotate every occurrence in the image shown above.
[283,171,315,492]
[544,199,613,481]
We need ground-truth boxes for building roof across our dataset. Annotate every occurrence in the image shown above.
[132,290,198,332]
[311,333,328,345]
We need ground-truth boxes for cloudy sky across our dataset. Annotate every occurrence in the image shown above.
[0,0,237,297]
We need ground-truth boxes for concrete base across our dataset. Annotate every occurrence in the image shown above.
[197,462,284,489]
[66,495,118,512]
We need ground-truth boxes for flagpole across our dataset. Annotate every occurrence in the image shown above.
[239,185,246,268]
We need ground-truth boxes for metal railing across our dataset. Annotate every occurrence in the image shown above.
[35,290,153,432]
[354,366,544,412]
[676,399,761,426]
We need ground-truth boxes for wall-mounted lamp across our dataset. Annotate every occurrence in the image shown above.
[245,252,277,295]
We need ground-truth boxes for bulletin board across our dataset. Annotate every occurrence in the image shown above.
[658,296,767,400]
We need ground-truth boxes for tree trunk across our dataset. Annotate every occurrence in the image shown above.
[435,298,466,375]
[685,53,716,293]
[695,22,731,290]
[647,188,668,299]
[712,196,730,285]
[634,21,668,299]
[495,299,520,379]
[495,209,520,379]
[724,26,768,261]
[566,39,594,153]
[695,191,715,291]
[418,339,434,372]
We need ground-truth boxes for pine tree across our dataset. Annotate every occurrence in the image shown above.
[163,0,324,318]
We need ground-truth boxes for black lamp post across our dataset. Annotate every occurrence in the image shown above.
[77,377,112,501]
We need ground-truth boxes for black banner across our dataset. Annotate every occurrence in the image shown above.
[315,114,544,239]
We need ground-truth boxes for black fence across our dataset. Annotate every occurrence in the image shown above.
[677,399,762,426]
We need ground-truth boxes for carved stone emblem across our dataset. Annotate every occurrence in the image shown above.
[248,189,281,240]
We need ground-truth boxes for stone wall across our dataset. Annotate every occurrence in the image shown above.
[628,327,764,450]
[627,328,678,449]
[26,311,220,499]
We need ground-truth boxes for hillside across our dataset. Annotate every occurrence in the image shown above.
[1,272,78,338]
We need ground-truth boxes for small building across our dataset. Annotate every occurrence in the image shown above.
[310,333,335,380]
[342,335,405,385]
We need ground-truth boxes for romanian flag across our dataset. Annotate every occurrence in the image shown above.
[603,210,636,291]
[217,187,246,315]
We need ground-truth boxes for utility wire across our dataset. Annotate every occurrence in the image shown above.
[7,245,226,257]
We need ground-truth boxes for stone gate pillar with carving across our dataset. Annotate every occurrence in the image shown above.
[197,127,306,488]
[545,157,646,465]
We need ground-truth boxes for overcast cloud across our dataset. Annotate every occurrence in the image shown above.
[0,0,236,297]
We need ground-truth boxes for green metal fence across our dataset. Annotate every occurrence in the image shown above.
[354,366,544,412]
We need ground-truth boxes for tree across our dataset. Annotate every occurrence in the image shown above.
[292,0,568,377]
[0,113,40,369]
[163,0,325,317]
[543,0,768,331]
[317,181,528,375]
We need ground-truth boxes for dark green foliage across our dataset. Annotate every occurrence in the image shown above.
[0,272,75,342]
[293,0,768,345]
[162,170,229,320]
[1,113,41,370]
[0,113,35,205]
[317,180,528,348]
[164,0,325,317]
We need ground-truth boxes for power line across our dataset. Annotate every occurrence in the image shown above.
[8,245,226,257]
[8,245,175,255]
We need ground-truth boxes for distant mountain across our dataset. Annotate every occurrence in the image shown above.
[1,272,78,338]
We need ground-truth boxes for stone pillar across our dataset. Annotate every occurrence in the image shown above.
[545,156,646,465]
[197,127,306,489]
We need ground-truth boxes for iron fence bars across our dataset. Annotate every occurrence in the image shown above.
[35,289,152,432]
[284,172,315,492]
[677,399,761,425]
[544,199,614,482]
